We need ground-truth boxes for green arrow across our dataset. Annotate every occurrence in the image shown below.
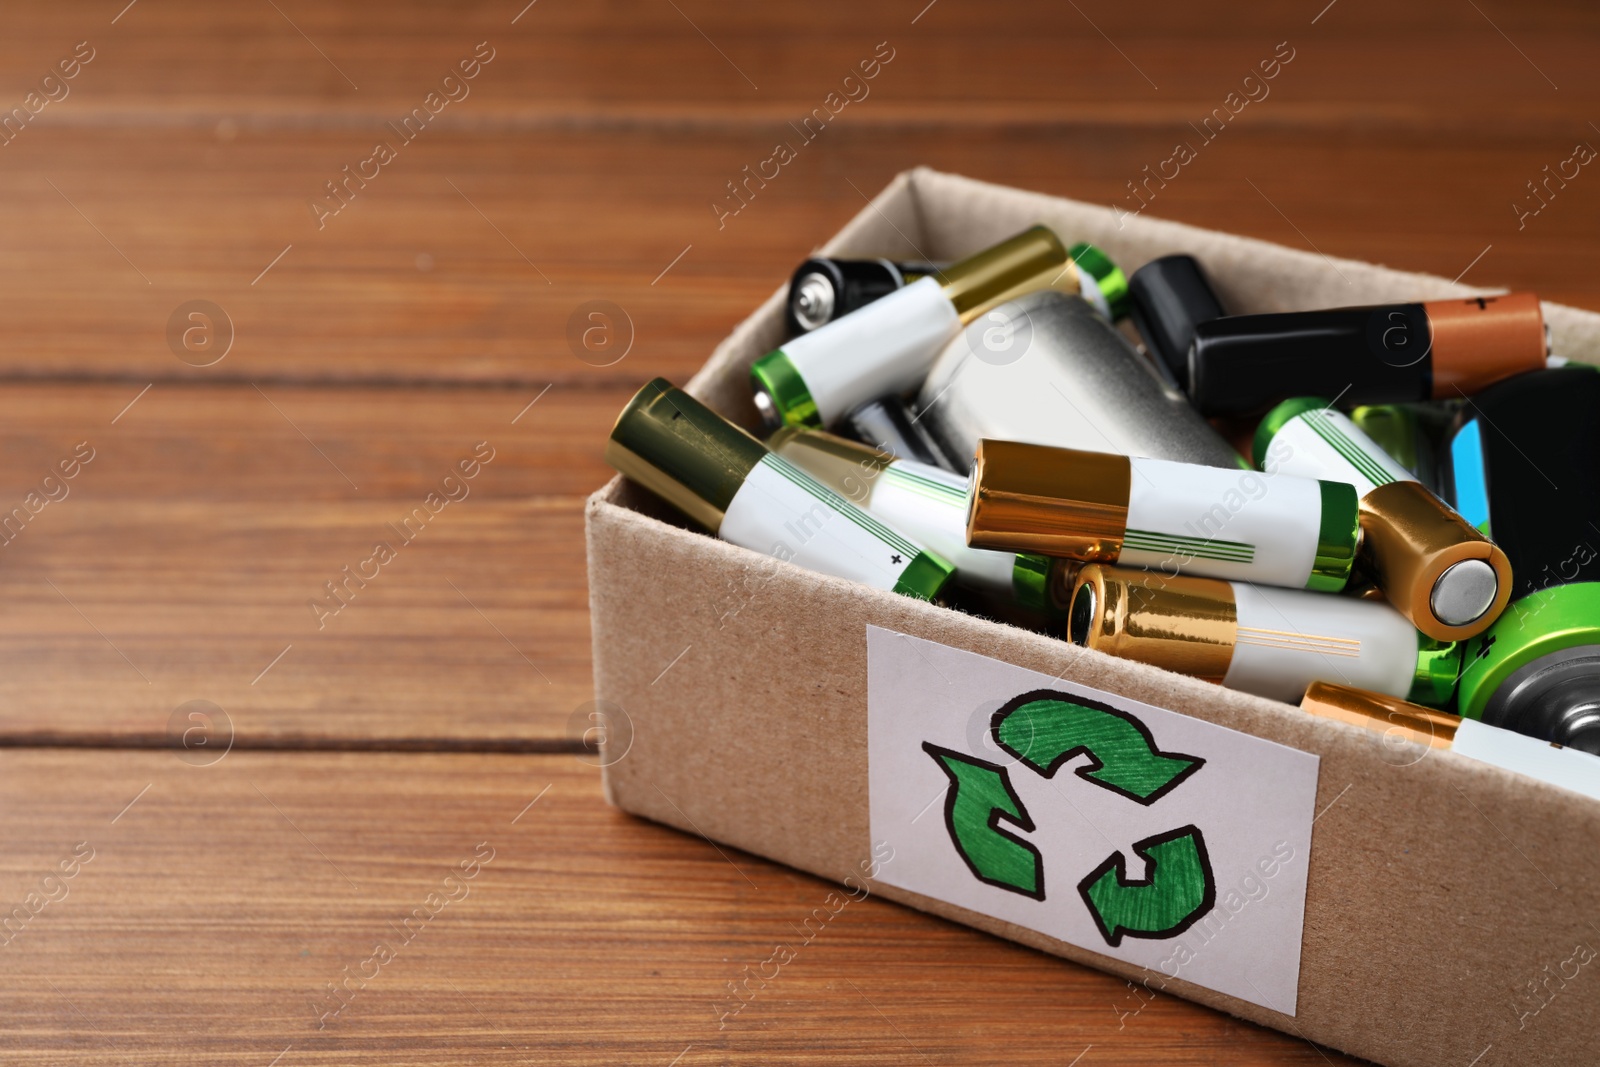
[1078,825,1215,947]
[992,691,1204,804]
[922,743,1044,900]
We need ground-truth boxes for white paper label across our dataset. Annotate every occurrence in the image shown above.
[867,626,1320,1014]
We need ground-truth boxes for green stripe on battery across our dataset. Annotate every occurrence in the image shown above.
[1122,529,1256,563]
[1306,479,1359,593]
[1300,409,1396,488]
[764,453,921,558]
[881,464,964,507]
[893,551,956,601]
[749,349,821,428]
[1069,242,1129,319]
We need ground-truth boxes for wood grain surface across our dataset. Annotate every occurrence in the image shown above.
[1,0,1594,1062]
[0,751,1360,1066]
[0,381,613,743]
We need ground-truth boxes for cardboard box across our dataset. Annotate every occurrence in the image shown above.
[587,168,1600,1066]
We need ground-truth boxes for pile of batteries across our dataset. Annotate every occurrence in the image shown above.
[607,224,1600,783]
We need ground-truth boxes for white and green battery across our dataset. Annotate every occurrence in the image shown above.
[749,226,1124,431]
[606,379,954,600]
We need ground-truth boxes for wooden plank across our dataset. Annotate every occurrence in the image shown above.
[0,381,627,744]
[0,750,1360,1065]
[2,123,1597,386]
[1,1,1596,129]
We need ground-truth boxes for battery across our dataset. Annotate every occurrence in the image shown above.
[768,426,1073,614]
[1254,398,1511,642]
[967,439,1359,591]
[784,257,943,336]
[1127,254,1226,392]
[1300,682,1600,800]
[1444,366,1600,751]
[1066,564,1460,706]
[1188,292,1549,417]
[606,378,954,601]
[916,290,1246,474]
[750,226,1117,430]
[840,396,956,471]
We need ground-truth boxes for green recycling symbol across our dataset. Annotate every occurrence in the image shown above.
[923,688,1216,947]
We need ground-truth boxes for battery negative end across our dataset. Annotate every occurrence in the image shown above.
[1069,581,1096,647]
[1483,645,1600,755]
[791,272,836,332]
[1430,558,1500,628]
[752,388,782,431]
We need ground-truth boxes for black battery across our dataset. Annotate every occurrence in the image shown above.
[784,257,943,337]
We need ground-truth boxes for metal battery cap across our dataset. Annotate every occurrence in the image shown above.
[1408,638,1462,708]
[967,439,1131,559]
[1307,479,1361,592]
[790,271,837,332]
[1301,681,1459,749]
[1252,396,1329,468]
[1067,564,1239,681]
[1430,559,1500,627]
[939,225,1074,323]
[894,551,957,601]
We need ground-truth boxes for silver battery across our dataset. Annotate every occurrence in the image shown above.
[915,290,1244,473]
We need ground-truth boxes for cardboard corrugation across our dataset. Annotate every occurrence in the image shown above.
[588,169,1600,1067]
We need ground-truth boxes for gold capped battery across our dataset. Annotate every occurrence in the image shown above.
[967,439,1359,591]
[1067,564,1460,705]
[1254,398,1511,641]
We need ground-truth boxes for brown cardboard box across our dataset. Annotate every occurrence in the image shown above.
[587,168,1600,1067]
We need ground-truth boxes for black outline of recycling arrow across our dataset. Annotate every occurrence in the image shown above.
[922,742,1046,901]
[1077,824,1217,947]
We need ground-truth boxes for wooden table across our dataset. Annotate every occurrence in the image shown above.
[2,2,1595,1062]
